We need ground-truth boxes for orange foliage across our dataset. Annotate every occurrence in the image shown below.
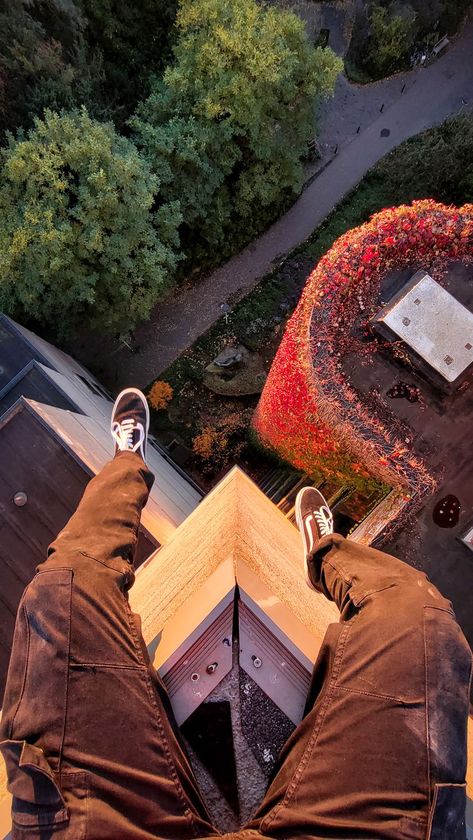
[147,380,173,411]
[192,426,228,461]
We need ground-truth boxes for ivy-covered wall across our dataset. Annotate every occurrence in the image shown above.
[253,200,473,493]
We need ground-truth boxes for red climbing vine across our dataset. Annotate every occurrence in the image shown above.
[254,200,473,493]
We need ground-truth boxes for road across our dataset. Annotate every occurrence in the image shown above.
[74,16,473,389]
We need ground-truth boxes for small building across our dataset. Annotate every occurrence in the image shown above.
[372,270,473,391]
[0,313,110,396]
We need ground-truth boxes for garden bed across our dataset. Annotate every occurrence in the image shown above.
[146,268,311,491]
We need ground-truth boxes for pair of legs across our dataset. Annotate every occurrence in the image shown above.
[1,451,471,839]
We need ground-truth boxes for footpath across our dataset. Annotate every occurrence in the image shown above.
[74,17,473,390]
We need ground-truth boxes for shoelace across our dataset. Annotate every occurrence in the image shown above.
[314,505,333,536]
[111,418,145,453]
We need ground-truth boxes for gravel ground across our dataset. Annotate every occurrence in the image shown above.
[182,644,269,832]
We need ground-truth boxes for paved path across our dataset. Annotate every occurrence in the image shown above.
[76,17,473,390]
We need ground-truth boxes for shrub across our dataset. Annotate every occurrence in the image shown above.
[368,4,417,77]
[346,0,471,82]
[192,410,251,472]
[377,116,473,207]
[147,380,174,411]
[192,426,229,463]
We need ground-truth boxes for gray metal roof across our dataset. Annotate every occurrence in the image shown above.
[374,271,473,383]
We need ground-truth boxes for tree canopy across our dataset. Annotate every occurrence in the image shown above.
[368,4,417,77]
[0,0,108,139]
[131,0,342,262]
[77,0,178,122]
[0,0,343,334]
[0,0,179,136]
[0,109,181,335]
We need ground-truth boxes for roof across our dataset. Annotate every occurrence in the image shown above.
[0,361,76,418]
[131,466,338,661]
[34,364,203,492]
[0,400,91,695]
[0,314,104,386]
[26,399,201,543]
[0,357,203,492]
[0,316,50,391]
[33,362,111,420]
[0,399,161,689]
[374,270,473,383]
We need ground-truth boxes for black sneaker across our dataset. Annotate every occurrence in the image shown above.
[295,487,334,590]
[111,388,149,462]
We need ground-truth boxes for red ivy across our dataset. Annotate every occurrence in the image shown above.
[253,200,473,491]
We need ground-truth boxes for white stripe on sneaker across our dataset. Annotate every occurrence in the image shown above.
[304,515,315,553]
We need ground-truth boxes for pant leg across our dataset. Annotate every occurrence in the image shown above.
[244,534,472,840]
[0,452,217,840]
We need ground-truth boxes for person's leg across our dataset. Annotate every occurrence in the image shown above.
[0,391,217,840]
[245,491,472,840]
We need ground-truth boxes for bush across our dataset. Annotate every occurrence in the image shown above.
[368,4,417,77]
[377,115,473,206]
[192,410,251,473]
[0,109,181,336]
[0,1,109,138]
[192,426,229,463]
[346,0,472,82]
[147,380,174,411]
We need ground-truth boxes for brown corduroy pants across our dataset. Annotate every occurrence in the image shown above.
[1,452,471,839]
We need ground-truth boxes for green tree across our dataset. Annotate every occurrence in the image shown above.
[0,0,108,138]
[77,0,178,121]
[132,0,342,263]
[0,109,181,335]
[368,3,417,76]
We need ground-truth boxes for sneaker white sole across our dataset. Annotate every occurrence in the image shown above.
[295,487,331,592]
[111,387,150,461]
